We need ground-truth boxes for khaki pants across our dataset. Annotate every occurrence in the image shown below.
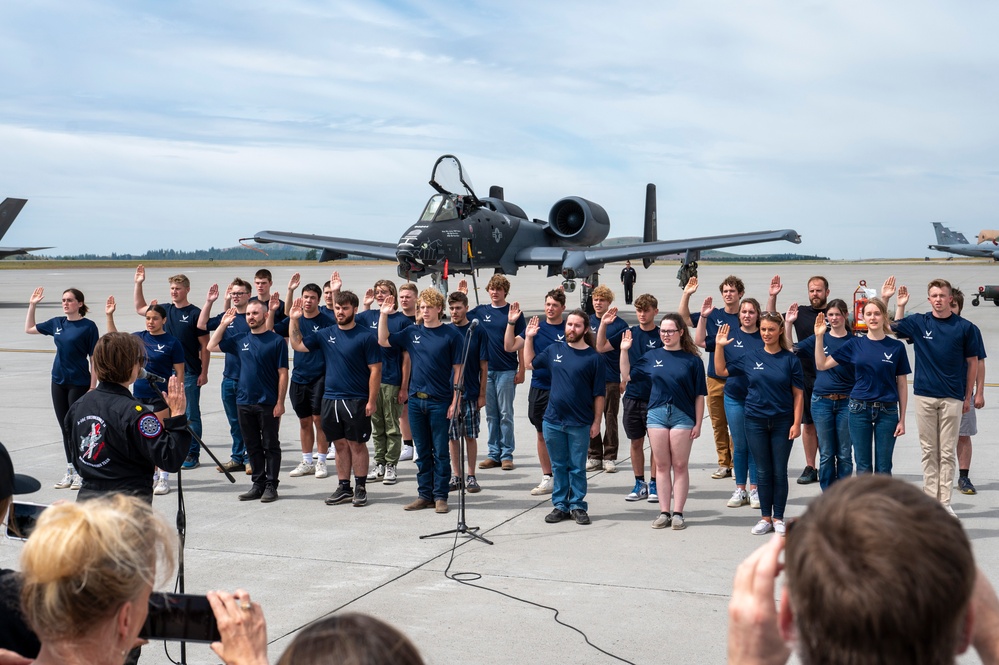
[588,382,622,461]
[915,395,962,506]
[707,377,732,468]
[370,384,403,465]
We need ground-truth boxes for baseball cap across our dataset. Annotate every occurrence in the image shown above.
[0,442,41,500]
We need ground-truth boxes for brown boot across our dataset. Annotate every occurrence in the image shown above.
[404,497,434,511]
[435,499,449,514]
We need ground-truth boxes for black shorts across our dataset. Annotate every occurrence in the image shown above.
[528,386,550,433]
[321,398,372,444]
[290,377,324,419]
[801,380,814,426]
[622,396,649,441]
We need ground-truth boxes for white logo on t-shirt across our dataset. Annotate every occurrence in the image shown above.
[753,362,765,370]
[554,354,563,363]
[654,359,663,367]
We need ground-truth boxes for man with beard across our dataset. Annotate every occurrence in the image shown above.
[769,275,829,485]
[208,300,289,503]
[525,309,605,525]
[289,290,382,508]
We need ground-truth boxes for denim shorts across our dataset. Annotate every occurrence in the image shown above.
[646,403,694,430]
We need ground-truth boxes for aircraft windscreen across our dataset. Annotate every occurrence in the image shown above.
[430,155,476,199]
[419,195,443,222]
[418,194,459,223]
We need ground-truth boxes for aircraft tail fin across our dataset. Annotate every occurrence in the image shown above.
[642,184,657,269]
[0,198,28,241]
[932,222,969,246]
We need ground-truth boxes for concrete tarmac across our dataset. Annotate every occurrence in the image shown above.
[1,260,997,664]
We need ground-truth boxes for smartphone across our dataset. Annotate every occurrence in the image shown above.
[140,592,222,643]
[5,501,47,541]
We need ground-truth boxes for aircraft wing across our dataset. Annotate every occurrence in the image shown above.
[0,246,52,258]
[565,229,801,265]
[253,230,399,262]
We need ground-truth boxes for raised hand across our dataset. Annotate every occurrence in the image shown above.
[683,276,698,295]
[897,285,909,307]
[508,301,522,322]
[363,288,375,307]
[601,306,618,326]
[134,264,145,284]
[206,284,220,303]
[269,292,280,312]
[457,279,469,294]
[620,329,633,350]
[525,315,540,338]
[29,287,44,305]
[381,295,396,315]
[289,298,304,319]
[164,375,187,419]
[769,274,782,297]
[881,275,896,302]
[715,323,733,346]
[330,271,342,293]
[785,302,799,325]
[700,297,713,318]
[813,312,827,336]
[105,295,116,316]
[287,272,301,291]
[220,306,238,327]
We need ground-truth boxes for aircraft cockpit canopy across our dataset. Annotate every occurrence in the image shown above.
[430,154,479,203]
[418,194,461,223]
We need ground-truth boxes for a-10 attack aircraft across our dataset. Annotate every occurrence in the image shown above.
[0,198,51,259]
[250,155,802,307]
[929,222,999,260]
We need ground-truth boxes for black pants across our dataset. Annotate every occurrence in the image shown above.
[623,282,634,304]
[52,381,89,465]
[237,405,281,489]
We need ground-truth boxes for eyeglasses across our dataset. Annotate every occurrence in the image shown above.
[660,329,680,336]
[230,291,249,297]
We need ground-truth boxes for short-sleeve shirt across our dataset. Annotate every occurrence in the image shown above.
[36,317,100,386]
[791,304,827,381]
[531,345,605,427]
[132,331,185,400]
[526,320,566,390]
[630,348,707,422]
[388,324,463,400]
[451,321,490,401]
[691,308,740,380]
[207,311,249,380]
[707,328,763,400]
[795,333,856,396]
[161,303,209,375]
[611,325,662,401]
[591,314,628,383]
[469,303,525,372]
[831,336,911,403]
[726,348,804,418]
[356,310,413,386]
[893,313,978,400]
[305,324,382,401]
[218,331,289,405]
[274,311,335,384]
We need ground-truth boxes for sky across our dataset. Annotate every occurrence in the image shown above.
[1,1,997,260]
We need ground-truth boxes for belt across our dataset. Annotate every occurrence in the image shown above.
[414,392,439,401]
[820,394,850,401]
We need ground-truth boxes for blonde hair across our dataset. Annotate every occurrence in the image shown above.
[20,495,176,641]
[418,288,444,310]
[590,285,614,302]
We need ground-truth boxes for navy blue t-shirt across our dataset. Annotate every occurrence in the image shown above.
[726,348,804,418]
[591,314,628,383]
[526,320,566,390]
[388,324,463,400]
[356,310,413,386]
[274,311,335,384]
[707,328,763,400]
[630,348,707,422]
[207,311,249,380]
[795,333,856,396]
[532,345,605,427]
[612,325,662,401]
[469,303,525,372]
[451,321,490,401]
[305,324,382,401]
[36,317,100,386]
[132,331,185,400]
[970,322,988,360]
[691,308,740,379]
[894,313,978,400]
[218,330,289,405]
[161,303,208,375]
[831,336,911,403]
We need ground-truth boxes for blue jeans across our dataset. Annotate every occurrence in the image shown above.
[221,377,246,463]
[409,397,452,501]
[810,395,853,490]
[724,395,757,487]
[745,413,794,520]
[542,421,590,512]
[485,369,516,462]
[849,399,899,475]
[184,373,203,456]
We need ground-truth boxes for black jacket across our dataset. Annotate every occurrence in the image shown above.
[66,382,190,501]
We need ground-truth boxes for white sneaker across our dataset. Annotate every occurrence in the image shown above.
[773,519,786,536]
[585,458,601,471]
[727,488,749,508]
[603,460,617,473]
[751,519,774,535]
[153,477,170,495]
[54,471,73,489]
[383,464,398,485]
[290,461,315,477]
[944,504,958,518]
[749,488,761,509]
[328,448,335,460]
[366,464,385,482]
[399,445,414,461]
[70,474,83,491]
[530,475,554,495]
[314,460,328,478]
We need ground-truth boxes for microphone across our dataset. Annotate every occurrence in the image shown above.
[138,368,168,384]
[468,318,479,330]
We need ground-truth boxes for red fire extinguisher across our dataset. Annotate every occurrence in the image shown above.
[853,280,869,334]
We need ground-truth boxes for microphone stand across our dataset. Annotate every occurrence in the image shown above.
[420,320,493,545]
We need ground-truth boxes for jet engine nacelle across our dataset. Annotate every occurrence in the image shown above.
[547,197,610,247]
[992,250,999,261]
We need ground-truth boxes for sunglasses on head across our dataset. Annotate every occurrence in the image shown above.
[760,311,784,323]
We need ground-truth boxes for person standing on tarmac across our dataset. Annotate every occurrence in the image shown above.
[620,261,637,305]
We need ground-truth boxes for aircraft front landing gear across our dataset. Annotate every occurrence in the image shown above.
[677,261,698,288]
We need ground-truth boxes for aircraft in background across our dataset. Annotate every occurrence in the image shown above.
[250,155,801,306]
[928,222,999,260]
[0,198,51,259]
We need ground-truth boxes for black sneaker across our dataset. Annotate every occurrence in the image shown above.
[260,487,278,503]
[352,486,368,507]
[959,476,978,495]
[570,509,591,525]
[238,486,264,501]
[545,508,570,523]
[796,466,818,485]
[448,475,462,492]
[465,476,481,493]
[325,486,353,505]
